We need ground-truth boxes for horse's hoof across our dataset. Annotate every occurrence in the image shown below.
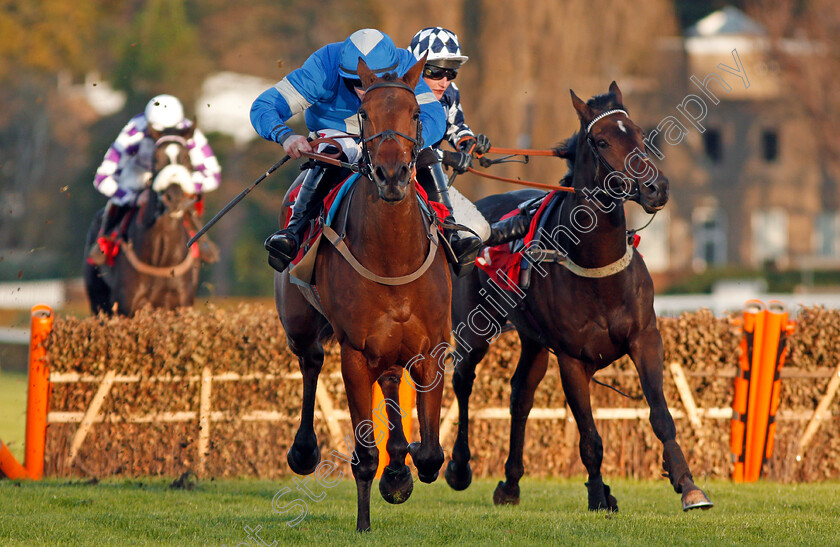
[586,481,618,512]
[493,480,520,505]
[379,465,414,504]
[286,444,320,476]
[417,470,439,484]
[444,460,473,491]
[408,442,443,483]
[682,488,713,511]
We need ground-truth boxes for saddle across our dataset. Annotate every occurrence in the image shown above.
[476,193,643,292]
[88,194,208,268]
[285,174,449,270]
[287,175,448,314]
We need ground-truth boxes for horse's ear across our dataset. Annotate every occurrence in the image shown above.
[183,122,195,140]
[570,89,592,124]
[402,53,426,90]
[609,81,623,105]
[148,126,163,142]
[357,58,376,89]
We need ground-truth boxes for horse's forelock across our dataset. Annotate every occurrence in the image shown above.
[586,92,626,113]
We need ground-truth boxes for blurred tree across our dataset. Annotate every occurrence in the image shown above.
[113,0,210,104]
[0,0,126,280]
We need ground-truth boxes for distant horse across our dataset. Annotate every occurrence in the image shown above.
[84,129,201,316]
[274,57,452,532]
[445,82,713,512]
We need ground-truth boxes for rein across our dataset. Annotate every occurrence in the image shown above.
[467,145,574,193]
[466,167,574,193]
[121,239,196,278]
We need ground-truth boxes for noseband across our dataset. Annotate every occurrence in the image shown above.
[359,80,423,175]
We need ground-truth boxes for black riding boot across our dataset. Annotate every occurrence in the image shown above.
[264,166,326,272]
[484,211,533,247]
[421,161,483,276]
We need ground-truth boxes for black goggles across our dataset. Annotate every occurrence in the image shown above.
[423,65,458,81]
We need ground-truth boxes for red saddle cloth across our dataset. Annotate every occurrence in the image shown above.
[90,205,201,268]
[284,176,448,267]
[476,192,641,292]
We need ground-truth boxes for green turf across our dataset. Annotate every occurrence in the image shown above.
[0,477,838,546]
[0,370,27,462]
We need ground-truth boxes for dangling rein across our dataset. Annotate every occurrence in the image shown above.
[468,145,574,193]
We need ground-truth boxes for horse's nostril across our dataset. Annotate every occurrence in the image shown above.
[375,166,386,182]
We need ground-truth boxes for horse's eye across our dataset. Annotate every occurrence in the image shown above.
[412,111,420,121]
[597,139,609,149]
[359,110,368,120]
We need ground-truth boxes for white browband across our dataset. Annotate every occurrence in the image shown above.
[586,109,628,134]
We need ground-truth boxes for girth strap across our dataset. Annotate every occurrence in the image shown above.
[321,223,440,286]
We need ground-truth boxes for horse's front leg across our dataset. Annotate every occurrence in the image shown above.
[558,354,618,512]
[340,345,378,532]
[377,369,413,504]
[407,352,445,484]
[629,327,713,511]
[494,335,549,505]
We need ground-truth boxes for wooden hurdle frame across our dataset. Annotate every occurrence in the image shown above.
[45,362,839,478]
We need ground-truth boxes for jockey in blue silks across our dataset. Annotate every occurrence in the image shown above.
[251,28,483,273]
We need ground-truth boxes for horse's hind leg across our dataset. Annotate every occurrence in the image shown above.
[558,354,618,512]
[445,273,498,491]
[285,337,325,475]
[444,336,488,491]
[494,336,549,505]
[377,371,413,504]
[629,329,713,511]
[278,272,325,475]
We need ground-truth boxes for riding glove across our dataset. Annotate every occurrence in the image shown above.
[442,150,472,174]
[474,133,492,155]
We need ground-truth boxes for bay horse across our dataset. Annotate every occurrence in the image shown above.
[84,129,201,316]
[275,58,451,531]
[444,82,713,512]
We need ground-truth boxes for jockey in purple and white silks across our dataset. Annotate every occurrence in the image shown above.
[251,28,483,274]
[94,95,220,205]
[88,94,221,265]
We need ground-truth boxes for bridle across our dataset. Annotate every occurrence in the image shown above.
[151,134,198,218]
[358,80,423,177]
[583,109,648,202]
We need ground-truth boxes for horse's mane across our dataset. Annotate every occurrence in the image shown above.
[553,91,627,172]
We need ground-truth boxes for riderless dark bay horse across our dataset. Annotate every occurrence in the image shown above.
[444,82,713,512]
[84,129,201,316]
[274,57,452,531]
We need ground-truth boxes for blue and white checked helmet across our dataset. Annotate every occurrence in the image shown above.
[408,27,469,69]
[339,29,400,78]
